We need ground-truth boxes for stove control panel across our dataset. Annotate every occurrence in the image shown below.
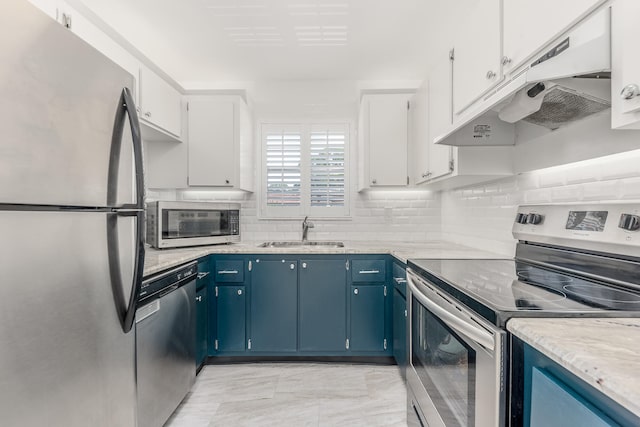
[512,203,640,258]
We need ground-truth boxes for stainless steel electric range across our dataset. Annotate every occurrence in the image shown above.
[405,203,640,427]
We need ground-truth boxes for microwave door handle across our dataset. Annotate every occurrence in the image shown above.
[407,275,495,351]
[107,87,145,210]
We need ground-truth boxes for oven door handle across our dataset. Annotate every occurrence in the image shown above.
[408,274,495,351]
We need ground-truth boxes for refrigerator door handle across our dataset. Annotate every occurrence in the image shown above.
[107,87,145,210]
[107,210,145,333]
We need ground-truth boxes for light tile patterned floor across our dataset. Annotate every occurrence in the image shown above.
[165,363,407,427]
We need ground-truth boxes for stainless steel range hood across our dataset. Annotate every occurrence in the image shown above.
[438,7,611,145]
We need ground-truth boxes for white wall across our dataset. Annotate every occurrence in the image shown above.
[441,148,640,256]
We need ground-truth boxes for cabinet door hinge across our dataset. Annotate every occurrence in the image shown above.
[384,286,387,297]
[383,339,387,350]
[248,339,252,350]
[345,260,349,271]
[248,260,252,271]
[214,339,219,351]
[449,48,455,61]
[215,286,219,297]
[346,338,350,350]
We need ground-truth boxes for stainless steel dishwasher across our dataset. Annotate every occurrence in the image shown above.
[136,261,197,427]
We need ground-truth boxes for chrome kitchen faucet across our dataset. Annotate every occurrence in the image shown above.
[302,216,314,241]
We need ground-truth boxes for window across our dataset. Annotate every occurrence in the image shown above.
[261,123,349,218]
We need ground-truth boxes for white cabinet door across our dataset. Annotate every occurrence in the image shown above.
[366,94,410,187]
[428,57,455,181]
[503,0,606,73]
[410,84,429,185]
[612,0,640,129]
[452,0,501,115]
[187,97,236,187]
[139,65,182,138]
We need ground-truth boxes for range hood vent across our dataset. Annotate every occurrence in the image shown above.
[522,84,611,130]
[436,7,611,146]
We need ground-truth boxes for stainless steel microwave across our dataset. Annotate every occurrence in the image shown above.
[146,201,240,249]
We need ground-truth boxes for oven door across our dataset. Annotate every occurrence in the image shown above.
[407,269,506,427]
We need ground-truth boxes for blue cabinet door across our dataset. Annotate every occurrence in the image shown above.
[195,286,207,366]
[250,259,298,352]
[299,259,347,352]
[216,286,246,352]
[392,287,406,372]
[350,284,385,352]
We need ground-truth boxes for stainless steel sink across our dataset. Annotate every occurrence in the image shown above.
[258,241,345,248]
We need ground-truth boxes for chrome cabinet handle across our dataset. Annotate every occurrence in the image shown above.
[197,272,210,279]
[358,270,380,274]
[354,288,358,295]
[290,263,295,270]
[486,70,497,79]
[237,289,243,296]
[196,296,202,302]
[621,83,640,100]
[394,277,407,284]
[501,56,512,66]
[302,262,307,269]
[407,272,495,351]
[421,172,432,178]
[218,270,238,274]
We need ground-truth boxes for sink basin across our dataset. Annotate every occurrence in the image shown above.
[258,241,345,248]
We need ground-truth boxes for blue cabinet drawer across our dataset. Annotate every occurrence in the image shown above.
[351,260,386,282]
[214,260,244,282]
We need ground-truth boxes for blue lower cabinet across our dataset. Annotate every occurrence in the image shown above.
[299,259,347,352]
[215,285,246,353]
[349,284,386,352]
[195,286,208,366]
[249,259,298,352]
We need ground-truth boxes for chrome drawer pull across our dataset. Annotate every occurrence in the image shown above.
[218,270,239,274]
[358,270,380,274]
[197,272,210,279]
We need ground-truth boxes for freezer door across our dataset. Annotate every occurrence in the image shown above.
[0,211,137,427]
[0,0,139,208]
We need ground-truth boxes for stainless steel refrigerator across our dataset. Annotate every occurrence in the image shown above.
[0,1,145,426]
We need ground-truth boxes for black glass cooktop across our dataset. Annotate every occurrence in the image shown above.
[407,258,640,327]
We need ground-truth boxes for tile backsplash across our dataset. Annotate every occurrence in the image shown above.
[146,189,441,243]
[441,149,640,256]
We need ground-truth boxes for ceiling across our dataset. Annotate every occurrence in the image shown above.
[75,0,433,86]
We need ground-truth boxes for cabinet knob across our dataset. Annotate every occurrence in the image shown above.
[237,289,243,296]
[354,288,358,295]
[372,179,377,185]
[195,296,202,302]
[620,84,640,100]
[290,263,295,270]
[501,56,512,66]
[144,111,151,118]
[302,262,307,269]
[486,70,497,80]
[225,179,230,184]
[421,172,432,178]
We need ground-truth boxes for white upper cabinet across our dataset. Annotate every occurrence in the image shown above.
[358,93,411,190]
[503,0,607,74]
[452,0,502,115]
[612,0,640,129]
[187,95,254,191]
[138,65,183,139]
[410,58,455,185]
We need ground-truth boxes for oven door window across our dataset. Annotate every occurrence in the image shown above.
[412,298,476,427]
[162,210,228,239]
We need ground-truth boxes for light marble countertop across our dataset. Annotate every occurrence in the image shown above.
[143,240,505,277]
[508,318,640,418]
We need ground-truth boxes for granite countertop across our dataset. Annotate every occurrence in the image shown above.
[508,318,640,418]
[143,240,505,277]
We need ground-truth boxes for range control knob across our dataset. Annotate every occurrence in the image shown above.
[619,214,640,231]
[515,213,528,224]
[527,213,544,225]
